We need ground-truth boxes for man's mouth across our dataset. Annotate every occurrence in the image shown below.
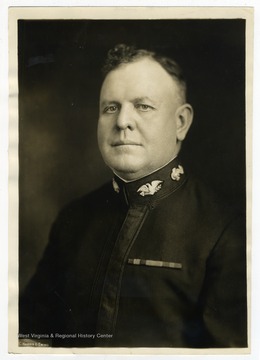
[112,141,142,146]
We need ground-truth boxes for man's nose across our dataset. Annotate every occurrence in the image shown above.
[116,104,135,130]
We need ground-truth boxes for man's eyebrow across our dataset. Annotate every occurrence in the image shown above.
[131,97,157,105]
[100,97,157,108]
[100,100,120,108]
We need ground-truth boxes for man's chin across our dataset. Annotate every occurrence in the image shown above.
[107,162,145,181]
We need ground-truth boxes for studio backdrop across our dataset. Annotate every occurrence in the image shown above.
[18,19,246,292]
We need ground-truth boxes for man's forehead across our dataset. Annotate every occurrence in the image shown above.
[100,58,180,98]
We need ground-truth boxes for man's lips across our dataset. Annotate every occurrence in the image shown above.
[112,141,142,146]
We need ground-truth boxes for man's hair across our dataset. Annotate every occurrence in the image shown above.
[102,44,187,102]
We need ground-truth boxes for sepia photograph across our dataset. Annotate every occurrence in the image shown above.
[7,6,254,355]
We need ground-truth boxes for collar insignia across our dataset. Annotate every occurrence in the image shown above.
[137,180,163,197]
[112,178,120,193]
[171,165,184,181]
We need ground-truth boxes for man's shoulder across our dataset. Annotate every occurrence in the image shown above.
[184,173,244,223]
[55,181,115,222]
[74,181,114,205]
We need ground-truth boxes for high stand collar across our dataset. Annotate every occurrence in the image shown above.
[112,158,187,208]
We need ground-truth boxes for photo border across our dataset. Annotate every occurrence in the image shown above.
[8,5,254,356]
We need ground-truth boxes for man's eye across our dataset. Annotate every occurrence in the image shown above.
[135,104,154,112]
[104,105,118,114]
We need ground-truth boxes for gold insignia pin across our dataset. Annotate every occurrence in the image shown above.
[137,180,163,197]
[112,178,120,193]
[171,165,184,181]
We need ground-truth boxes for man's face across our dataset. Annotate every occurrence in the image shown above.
[98,57,185,181]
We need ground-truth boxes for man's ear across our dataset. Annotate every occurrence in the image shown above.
[175,103,194,141]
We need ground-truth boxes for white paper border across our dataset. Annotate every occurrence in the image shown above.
[1,1,259,360]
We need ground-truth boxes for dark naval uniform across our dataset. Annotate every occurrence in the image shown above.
[19,158,247,348]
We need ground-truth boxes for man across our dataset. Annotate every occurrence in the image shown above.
[19,44,247,348]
